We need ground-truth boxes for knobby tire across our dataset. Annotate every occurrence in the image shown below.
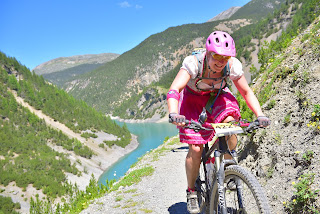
[209,165,271,214]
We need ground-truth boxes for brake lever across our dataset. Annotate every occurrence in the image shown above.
[245,120,261,133]
[185,123,201,132]
[184,120,211,132]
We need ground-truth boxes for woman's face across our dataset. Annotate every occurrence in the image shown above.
[207,52,230,72]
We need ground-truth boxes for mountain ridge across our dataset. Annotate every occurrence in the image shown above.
[33,53,119,75]
[207,6,241,22]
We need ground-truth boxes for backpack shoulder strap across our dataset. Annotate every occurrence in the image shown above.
[192,48,206,77]
[223,61,230,77]
[194,54,202,76]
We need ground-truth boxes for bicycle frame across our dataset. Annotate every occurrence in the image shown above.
[199,123,246,214]
[169,108,263,213]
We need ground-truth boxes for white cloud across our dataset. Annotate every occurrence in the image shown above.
[118,1,142,9]
[119,1,131,8]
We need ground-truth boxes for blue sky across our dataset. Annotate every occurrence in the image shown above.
[1,0,251,70]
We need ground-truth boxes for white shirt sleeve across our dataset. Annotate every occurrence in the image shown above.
[229,57,244,80]
[181,55,198,79]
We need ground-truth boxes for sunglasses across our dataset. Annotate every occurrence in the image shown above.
[210,52,231,61]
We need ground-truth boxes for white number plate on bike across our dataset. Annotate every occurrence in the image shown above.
[211,123,244,137]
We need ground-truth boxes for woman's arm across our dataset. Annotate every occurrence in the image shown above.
[167,69,191,126]
[167,68,191,114]
[232,75,264,117]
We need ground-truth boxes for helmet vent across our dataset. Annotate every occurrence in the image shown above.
[215,38,219,43]
[226,43,229,47]
[223,34,227,38]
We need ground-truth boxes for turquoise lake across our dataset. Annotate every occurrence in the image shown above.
[98,121,178,185]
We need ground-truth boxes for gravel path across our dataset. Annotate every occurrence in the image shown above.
[81,136,190,214]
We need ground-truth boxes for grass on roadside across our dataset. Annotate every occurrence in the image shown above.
[111,166,155,191]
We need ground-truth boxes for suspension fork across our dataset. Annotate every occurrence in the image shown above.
[201,143,211,205]
[214,137,237,214]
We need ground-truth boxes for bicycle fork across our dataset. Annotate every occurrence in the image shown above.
[214,137,239,214]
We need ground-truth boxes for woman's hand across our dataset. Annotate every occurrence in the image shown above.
[257,116,271,127]
[169,113,186,126]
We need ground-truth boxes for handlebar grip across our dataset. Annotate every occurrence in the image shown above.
[253,119,260,125]
[246,119,260,132]
[168,114,189,124]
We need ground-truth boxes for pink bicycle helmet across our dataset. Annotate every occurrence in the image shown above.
[206,31,236,57]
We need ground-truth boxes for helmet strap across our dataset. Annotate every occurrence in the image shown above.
[205,55,217,77]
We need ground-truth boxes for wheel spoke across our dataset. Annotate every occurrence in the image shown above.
[209,165,271,214]
[224,175,260,213]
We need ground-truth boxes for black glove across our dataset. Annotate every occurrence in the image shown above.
[257,116,271,127]
[169,113,186,124]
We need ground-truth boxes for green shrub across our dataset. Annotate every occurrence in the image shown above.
[307,104,320,132]
[0,195,21,214]
[266,99,276,110]
[284,113,291,125]
[284,173,319,213]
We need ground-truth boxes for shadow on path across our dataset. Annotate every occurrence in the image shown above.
[168,202,188,214]
[172,146,189,152]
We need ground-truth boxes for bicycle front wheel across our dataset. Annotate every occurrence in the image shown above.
[209,165,271,214]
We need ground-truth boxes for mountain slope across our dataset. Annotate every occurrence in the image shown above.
[239,14,320,212]
[230,0,283,20]
[0,52,134,213]
[33,53,119,75]
[42,63,105,87]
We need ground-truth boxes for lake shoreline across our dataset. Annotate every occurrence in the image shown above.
[67,112,171,189]
[109,113,169,124]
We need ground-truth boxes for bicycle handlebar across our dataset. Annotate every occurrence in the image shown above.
[169,108,263,133]
[169,117,262,133]
[244,120,261,132]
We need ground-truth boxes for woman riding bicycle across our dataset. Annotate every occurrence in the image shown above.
[167,31,270,214]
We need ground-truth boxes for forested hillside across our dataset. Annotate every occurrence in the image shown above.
[0,52,131,213]
[61,0,287,119]
[42,63,105,88]
[1,52,130,144]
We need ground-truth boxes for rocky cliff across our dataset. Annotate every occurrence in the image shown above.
[238,16,320,212]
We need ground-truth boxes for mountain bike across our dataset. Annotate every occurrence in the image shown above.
[170,108,271,214]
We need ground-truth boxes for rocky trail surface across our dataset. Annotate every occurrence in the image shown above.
[81,136,190,214]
